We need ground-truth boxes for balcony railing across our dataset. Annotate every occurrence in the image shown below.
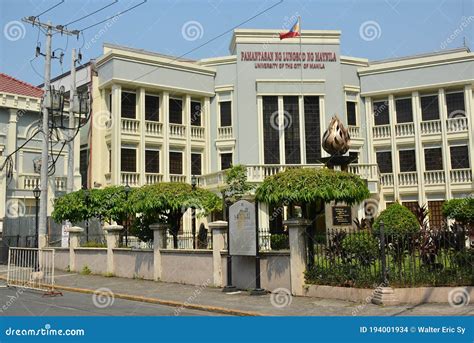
[121,118,140,134]
[373,125,391,139]
[121,172,140,186]
[169,124,186,138]
[217,126,233,140]
[348,126,361,139]
[395,122,415,137]
[446,117,468,133]
[190,126,205,140]
[424,170,445,185]
[145,121,163,136]
[380,173,394,187]
[170,174,186,183]
[450,168,472,183]
[420,120,441,135]
[19,174,66,192]
[145,173,163,185]
[347,164,379,181]
[398,171,418,186]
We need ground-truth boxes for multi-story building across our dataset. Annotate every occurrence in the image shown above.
[59,29,474,232]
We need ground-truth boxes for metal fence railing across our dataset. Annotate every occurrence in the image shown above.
[165,232,213,250]
[306,226,472,288]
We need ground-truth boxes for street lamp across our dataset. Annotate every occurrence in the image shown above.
[191,175,197,249]
[33,185,41,248]
[124,183,131,247]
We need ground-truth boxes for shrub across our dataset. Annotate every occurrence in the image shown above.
[341,232,378,266]
[271,234,289,250]
[373,203,419,237]
[82,241,107,248]
[81,265,91,275]
[442,198,474,225]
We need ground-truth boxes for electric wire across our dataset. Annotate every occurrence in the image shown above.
[64,0,119,26]
[35,0,65,18]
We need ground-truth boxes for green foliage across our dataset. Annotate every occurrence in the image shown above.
[223,164,254,202]
[51,189,90,224]
[270,234,289,250]
[442,198,474,225]
[255,168,370,206]
[373,203,420,236]
[81,241,107,248]
[80,265,91,275]
[341,232,378,266]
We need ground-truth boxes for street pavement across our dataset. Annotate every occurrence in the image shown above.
[0,267,472,316]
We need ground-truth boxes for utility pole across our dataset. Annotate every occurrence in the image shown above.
[67,48,77,194]
[22,17,80,248]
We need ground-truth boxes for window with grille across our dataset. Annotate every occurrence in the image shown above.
[191,153,202,175]
[283,96,301,164]
[402,201,419,217]
[145,150,160,173]
[169,151,183,174]
[428,201,446,229]
[373,100,389,125]
[190,101,202,126]
[263,96,280,164]
[421,95,439,121]
[346,101,357,126]
[395,98,413,123]
[121,148,136,172]
[80,149,88,189]
[219,101,232,127]
[145,95,159,121]
[304,96,321,163]
[399,150,416,172]
[220,153,233,170]
[446,92,465,117]
[169,98,183,124]
[450,145,470,169]
[121,92,136,119]
[424,148,443,171]
[376,151,392,173]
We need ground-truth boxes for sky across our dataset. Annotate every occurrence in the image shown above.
[0,0,472,86]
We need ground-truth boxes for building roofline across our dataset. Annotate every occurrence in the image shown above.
[103,43,196,63]
[369,47,470,65]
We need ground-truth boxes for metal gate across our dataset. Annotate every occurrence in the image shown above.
[7,248,58,294]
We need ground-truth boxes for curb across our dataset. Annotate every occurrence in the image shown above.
[0,276,261,317]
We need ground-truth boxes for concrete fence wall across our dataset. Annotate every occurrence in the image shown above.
[113,249,154,280]
[74,248,108,274]
[161,250,213,285]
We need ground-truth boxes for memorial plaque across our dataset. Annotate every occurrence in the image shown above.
[229,200,256,256]
[332,206,352,226]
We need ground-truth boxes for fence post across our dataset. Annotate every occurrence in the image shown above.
[103,224,123,275]
[65,226,83,272]
[380,220,388,285]
[209,220,227,287]
[284,218,311,296]
[150,223,168,281]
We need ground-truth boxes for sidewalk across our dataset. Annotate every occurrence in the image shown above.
[2,269,473,316]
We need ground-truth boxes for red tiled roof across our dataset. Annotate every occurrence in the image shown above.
[0,73,43,98]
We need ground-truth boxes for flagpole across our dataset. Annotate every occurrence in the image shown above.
[299,16,303,109]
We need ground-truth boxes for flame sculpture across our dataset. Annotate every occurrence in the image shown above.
[322,115,351,156]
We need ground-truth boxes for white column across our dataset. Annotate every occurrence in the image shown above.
[299,95,306,164]
[439,88,451,199]
[257,96,264,164]
[464,85,474,187]
[388,95,400,201]
[319,96,327,158]
[412,92,426,205]
[204,97,211,174]
[185,95,191,182]
[111,84,122,185]
[365,97,376,164]
[139,88,146,186]
[278,96,285,164]
[150,223,168,281]
[162,91,170,181]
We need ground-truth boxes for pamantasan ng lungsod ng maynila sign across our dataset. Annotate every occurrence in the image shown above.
[240,51,337,69]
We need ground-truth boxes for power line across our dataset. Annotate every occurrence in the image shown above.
[65,0,119,27]
[35,0,65,18]
[78,0,147,32]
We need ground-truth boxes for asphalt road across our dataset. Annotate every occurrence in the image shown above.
[0,287,222,316]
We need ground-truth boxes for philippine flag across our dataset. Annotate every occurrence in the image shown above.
[279,18,300,40]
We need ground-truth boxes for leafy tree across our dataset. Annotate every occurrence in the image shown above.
[373,203,420,236]
[129,182,221,248]
[342,232,378,266]
[223,164,254,202]
[442,197,474,226]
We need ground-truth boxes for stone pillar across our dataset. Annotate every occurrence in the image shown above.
[150,223,168,281]
[66,226,83,272]
[284,218,310,296]
[372,287,398,305]
[104,224,123,275]
[209,220,227,287]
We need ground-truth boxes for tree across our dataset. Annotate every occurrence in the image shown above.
[223,164,254,203]
[442,197,474,227]
[129,182,221,248]
[373,203,420,236]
